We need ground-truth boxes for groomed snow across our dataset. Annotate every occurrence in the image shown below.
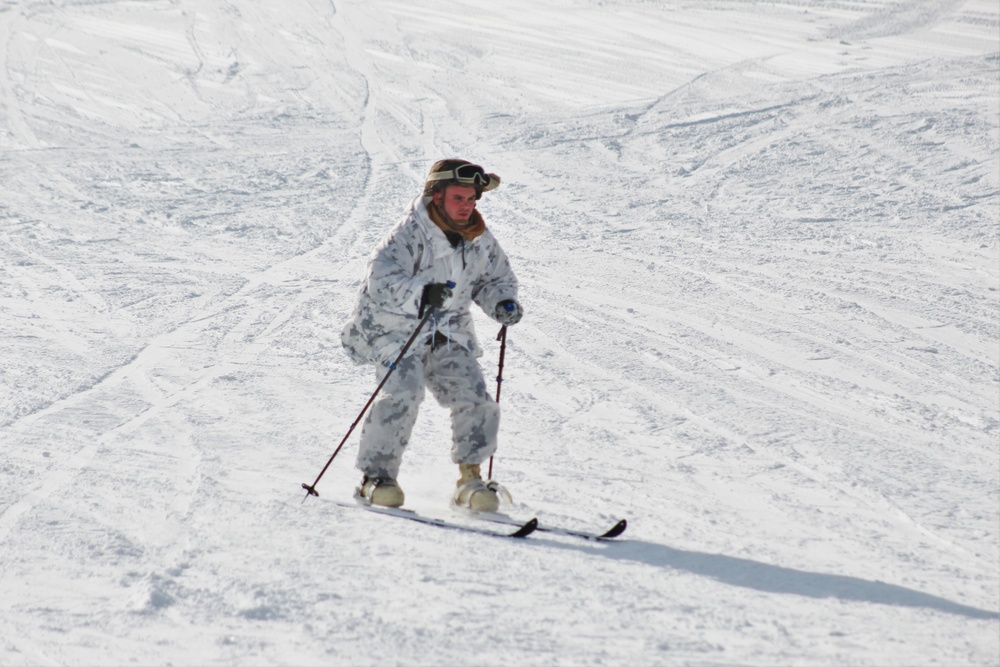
[1,1,998,665]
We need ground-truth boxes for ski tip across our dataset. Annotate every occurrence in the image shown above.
[600,519,628,539]
[510,517,539,538]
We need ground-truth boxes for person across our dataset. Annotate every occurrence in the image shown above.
[341,159,523,511]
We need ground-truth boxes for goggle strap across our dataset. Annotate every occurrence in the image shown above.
[426,170,461,183]
[426,170,487,184]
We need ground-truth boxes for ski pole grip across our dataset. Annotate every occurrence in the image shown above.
[446,280,456,288]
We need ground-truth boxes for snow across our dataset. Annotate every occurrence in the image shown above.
[1,0,998,665]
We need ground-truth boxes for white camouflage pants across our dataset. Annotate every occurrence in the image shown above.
[356,340,499,480]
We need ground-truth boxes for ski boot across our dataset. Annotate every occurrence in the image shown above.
[357,475,405,508]
[453,464,504,513]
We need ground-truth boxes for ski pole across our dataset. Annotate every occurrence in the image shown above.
[301,284,454,502]
[487,324,508,479]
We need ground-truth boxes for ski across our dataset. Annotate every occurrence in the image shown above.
[477,514,628,541]
[327,498,539,539]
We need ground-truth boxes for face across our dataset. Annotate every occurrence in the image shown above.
[434,184,478,222]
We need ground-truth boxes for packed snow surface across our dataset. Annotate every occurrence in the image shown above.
[1,0,998,665]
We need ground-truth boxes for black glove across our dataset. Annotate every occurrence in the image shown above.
[494,299,523,325]
[419,282,453,317]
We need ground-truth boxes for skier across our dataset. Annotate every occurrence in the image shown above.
[341,159,523,512]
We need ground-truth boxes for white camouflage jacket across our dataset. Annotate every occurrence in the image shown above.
[341,196,519,364]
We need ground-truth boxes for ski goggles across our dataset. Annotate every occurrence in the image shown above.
[426,163,497,189]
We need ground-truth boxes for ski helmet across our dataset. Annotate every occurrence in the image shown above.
[423,159,501,200]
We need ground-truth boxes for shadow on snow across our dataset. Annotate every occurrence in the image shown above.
[543,537,999,621]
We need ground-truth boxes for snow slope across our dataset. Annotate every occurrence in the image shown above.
[1,0,998,665]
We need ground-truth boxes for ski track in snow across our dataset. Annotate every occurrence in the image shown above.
[1,0,998,665]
